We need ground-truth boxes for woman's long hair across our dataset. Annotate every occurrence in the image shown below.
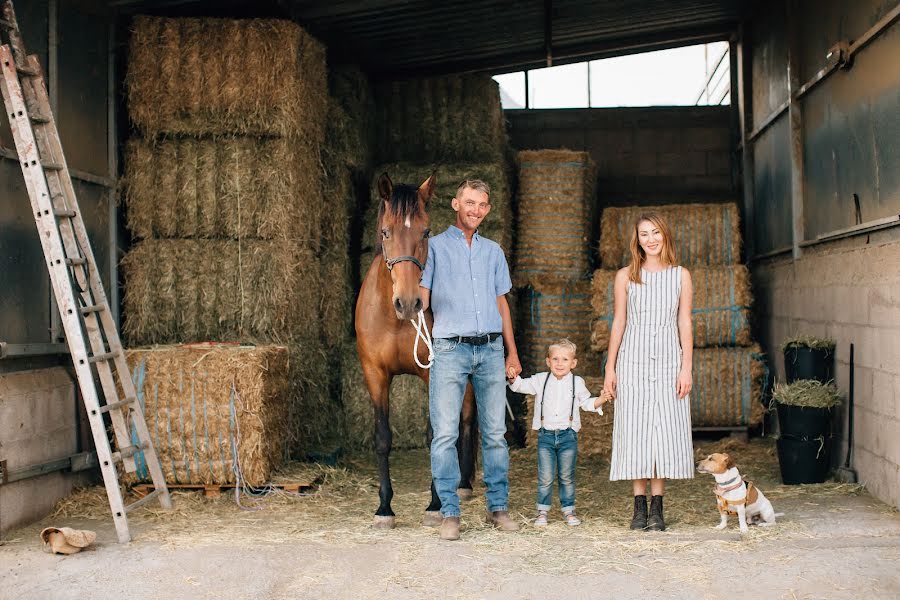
[628,212,677,283]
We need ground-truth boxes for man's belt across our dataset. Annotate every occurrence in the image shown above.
[442,333,502,346]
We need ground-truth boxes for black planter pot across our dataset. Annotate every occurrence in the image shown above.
[777,434,831,484]
[776,403,832,438]
[784,346,834,383]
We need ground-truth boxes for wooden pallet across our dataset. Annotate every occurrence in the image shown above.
[132,481,313,499]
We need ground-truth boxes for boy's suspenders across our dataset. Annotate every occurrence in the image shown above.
[539,373,576,428]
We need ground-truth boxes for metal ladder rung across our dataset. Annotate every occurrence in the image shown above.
[54,208,76,218]
[65,257,87,266]
[80,304,104,315]
[30,112,50,123]
[99,397,136,414]
[111,442,149,464]
[88,350,118,364]
[41,160,64,170]
[16,65,37,77]
[125,489,161,513]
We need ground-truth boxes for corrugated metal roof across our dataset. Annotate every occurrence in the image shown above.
[110,0,746,77]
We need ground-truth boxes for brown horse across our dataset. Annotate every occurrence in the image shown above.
[355,172,478,528]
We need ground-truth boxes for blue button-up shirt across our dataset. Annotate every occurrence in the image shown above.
[421,226,512,338]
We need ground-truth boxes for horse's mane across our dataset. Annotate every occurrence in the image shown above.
[374,183,425,253]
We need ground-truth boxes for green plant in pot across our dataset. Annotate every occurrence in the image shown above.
[773,379,842,484]
[782,335,836,384]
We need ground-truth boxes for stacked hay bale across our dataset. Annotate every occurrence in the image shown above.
[121,16,332,472]
[340,74,512,451]
[591,202,767,429]
[513,150,600,379]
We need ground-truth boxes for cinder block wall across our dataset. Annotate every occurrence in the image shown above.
[0,368,83,535]
[752,233,900,507]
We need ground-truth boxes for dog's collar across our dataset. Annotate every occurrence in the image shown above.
[717,474,741,487]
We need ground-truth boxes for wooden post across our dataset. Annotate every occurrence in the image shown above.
[735,26,755,261]
[786,0,805,259]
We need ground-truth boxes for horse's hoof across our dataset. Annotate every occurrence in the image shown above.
[373,515,396,529]
[457,488,474,501]
[423,511,443,528]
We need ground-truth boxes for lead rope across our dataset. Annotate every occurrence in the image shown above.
[410,309,434,369]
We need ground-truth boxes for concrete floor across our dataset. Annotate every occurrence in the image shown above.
[2,447,899,600]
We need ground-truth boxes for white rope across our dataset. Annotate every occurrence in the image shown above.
[410,309,434,369]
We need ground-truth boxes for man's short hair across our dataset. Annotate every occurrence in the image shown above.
[547,338,577,357]
[456,179,491,200]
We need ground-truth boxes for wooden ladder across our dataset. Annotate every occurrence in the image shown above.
[0,0,171,543]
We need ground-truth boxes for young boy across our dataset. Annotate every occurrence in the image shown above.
[508,338,611,526]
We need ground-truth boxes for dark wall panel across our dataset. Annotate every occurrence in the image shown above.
[751,118,792,254]
[749,0,788,126]
[0,0,49,150]
[0,160,51,344]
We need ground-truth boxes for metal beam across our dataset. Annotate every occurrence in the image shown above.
[735,27,755,261]
[786,0,804,260]
[0,342,70,358]
[0,452,97,485]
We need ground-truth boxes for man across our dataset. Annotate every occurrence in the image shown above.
[420,179,522,541]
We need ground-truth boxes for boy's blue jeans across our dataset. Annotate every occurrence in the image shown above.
[429,336,509,518]
[536,427,578,514]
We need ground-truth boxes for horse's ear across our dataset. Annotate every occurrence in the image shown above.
[418,172,437,205]
[377,172,393,202]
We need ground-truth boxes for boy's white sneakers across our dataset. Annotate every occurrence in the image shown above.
[534,510,549,526]
[564,512,582,526]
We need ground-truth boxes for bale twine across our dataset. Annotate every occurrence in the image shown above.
[127,16,327,139]
[124,136,322,244]
[599,203,741,269]
[518,276,602,378]
[366,162,513,251]
[690,345,767,427]
[589,265,753,350]
[340,339,430,451]
[514,150,596,286]
[124,344,290,486]
[523,377,613,457]
[121,240,323,345]
[374,73,506,164]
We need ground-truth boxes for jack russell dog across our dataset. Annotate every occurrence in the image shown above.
[696,452,780,534]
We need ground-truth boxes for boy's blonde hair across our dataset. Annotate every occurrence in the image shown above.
[547,338,577,357]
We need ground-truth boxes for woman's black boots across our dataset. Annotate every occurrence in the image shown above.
[648,495,666,531]
[630,495,648,530]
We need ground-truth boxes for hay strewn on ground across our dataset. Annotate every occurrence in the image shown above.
[125,137,322,243]
[366,162,514,251]
[599,203,741,268]
[121,240,322,345]
[374,74,506,164]
[522,376,613,457]
[590,266,753,350]
[340,339,430,450]
[127,16,327,138]
[515,150,597,285]
[125,345,290,486]
[518,276,601,378]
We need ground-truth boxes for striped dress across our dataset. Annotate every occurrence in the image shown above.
[609,266,694,481]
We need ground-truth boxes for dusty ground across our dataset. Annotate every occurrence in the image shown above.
[1,438,899,600]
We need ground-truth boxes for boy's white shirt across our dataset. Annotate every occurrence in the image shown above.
[509,372,602,432]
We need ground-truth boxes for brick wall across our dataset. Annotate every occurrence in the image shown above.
[752,232,900,507]
[505,106,736,206]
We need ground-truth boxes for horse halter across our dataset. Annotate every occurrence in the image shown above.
[383,249,425,272]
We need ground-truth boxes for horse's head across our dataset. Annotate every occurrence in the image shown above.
[377,172,435,320]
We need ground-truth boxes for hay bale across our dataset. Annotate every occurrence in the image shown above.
[121,240,322,345]
[285,344,342,458]
[517,276,602,378]
[514,150,596,286]
[125,344,290,486]
[124,136,323,244]
[340,339,429,451]
[319,168,355,347]
[374,73,506,164]
[599,203,741,269]
[127,16,327,139]
[367,162,513,251]
[589,265,754,350]
[523,376,613,457]
[326,67,375,172]
[691,345,767,427]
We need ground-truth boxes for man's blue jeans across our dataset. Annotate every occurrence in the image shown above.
[536,427,578,514]
[429,336,509,518]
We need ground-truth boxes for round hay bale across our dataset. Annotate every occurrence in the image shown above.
[517,276,601,378]
[514,150,596,286]
[598,203,742,269]
[127,16,327,139]
[589,265,753,350]
[340,339,430,451]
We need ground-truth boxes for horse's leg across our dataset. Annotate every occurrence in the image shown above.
[364,365,395,528]
[457,383,478,501]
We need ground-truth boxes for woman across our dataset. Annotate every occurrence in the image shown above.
[604,212,694,531]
